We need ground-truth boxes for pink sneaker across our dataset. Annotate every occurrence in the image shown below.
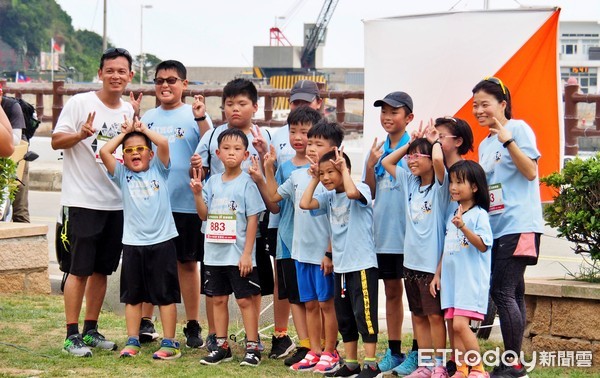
[432,366,449,378]
[405,366,433,378]
[313,351,340,373]
[467,370,490,378]
[290,350,320,372]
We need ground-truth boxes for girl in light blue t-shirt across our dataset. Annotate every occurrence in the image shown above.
[430,160,492,377]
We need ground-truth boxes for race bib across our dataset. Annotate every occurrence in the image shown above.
[488,183,505,215]
[206,213,236,243]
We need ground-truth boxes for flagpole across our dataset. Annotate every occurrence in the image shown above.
[51,38,55,82]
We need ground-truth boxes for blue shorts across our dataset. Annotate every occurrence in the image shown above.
[295,260,334,303]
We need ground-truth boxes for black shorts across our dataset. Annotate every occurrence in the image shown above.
[404,267,443,317]
[276,258,301,304]
[68,207,123,276]
[120,239,181,306]
[334,268,379,344]
[255,236,274,296]
[173,212,204,262]
[377,254,405,280]
[264,227,277,257]
[204,265,261,299]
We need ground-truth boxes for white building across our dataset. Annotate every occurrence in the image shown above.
[560,21,600,94]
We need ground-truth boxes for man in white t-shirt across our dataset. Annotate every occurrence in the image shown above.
[51,47,135,357]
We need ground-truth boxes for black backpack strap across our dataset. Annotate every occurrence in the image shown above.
[206,128,217,178]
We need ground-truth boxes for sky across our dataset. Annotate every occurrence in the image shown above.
[55,0,600,68]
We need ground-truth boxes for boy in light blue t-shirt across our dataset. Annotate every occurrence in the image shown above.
[300,149,380,378]
[190,128,266,367]
[100,117,181,361]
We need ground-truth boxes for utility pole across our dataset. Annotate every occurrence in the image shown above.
[102,0,107,52]
[140,4,153,85]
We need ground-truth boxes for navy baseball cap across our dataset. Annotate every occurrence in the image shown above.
[290,80,320,103]
[373,91,413,113]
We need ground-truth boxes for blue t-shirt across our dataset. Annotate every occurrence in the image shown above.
[202,172,266,266]
[196,123,272,176]
[111,158,178,246]
[278,169,330,264]
[313,183,378,273]
[275,160,309,259]
[478,119,544,238]
[363,149,409,255]
[268,125,297,229]
[395,167,450,274]
[142,104,213,213]
[440,206,492,314]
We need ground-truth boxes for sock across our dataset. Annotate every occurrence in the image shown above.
[299,338,311,349]
[412,339,419,352]
[127,335,140,341]
[274,328,288,338]
[142,316,152,322]
[420,356,433,371]
[66,323,79,338]
[388,340,401,356]
[471,361,485,372]
[82,319,97,335]
[364,357,377,367]
[217,337,227,347]
[345,359,359,369]
[457,361,469,375]
[247,340,259,350]
[435,356,444,367]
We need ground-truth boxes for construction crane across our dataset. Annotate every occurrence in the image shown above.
[300,0,339,70]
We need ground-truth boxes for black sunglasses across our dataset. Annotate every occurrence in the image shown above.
[102,47,132,59]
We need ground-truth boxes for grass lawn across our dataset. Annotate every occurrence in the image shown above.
[0,293,597,377]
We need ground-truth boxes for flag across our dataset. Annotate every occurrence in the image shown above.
[363,8,561,201]
[51,38,64,54]
[15,71,31,83]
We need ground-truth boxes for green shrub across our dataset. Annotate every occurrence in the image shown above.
[0,157,18,205]
[541,154,600,261]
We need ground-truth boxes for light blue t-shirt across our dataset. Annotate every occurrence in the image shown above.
[278,169,330,264]
[275,160,309,259]
[478,119,544,238]
[111,158,178,246]
[396,167,450,274]
[362,149,409,255]
[268,125,297,229]
[313,183,378,273]
[142,104,213,213]
[202,172,266,266]
[196,123,272,176]
[440,206,492,314]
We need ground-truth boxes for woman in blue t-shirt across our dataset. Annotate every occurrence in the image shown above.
[472,77,544,378]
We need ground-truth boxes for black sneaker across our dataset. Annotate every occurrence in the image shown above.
[491,362,529,378]
[82,328,117,351]
[205,333,218,352]
[446,359,457,376]
[268,334,296,359]
[183,320,204,348]
[325,363,361,377]
[199,342,233,365]
[284,346,309,366]
[139,318,159,343]
[356,363,381,378]
[240,348,261,367]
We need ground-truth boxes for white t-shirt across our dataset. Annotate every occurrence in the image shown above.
[54,91,134,210]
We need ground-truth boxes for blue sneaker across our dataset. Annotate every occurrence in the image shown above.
[392,350,419,376]
[378,348,405,373]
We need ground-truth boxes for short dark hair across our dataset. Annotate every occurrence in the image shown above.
[287,106,322,128]
[434,116,474,155]
[407,138,433,156]
[155,60,187,79]
[222,78,258,104]
[122,131,151,148]
[217,128,249,149]
[319,149,351,170]
[100,47,132,70]
[472,78,512,119]
[307,119,344,147]
[448,160,490,212]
